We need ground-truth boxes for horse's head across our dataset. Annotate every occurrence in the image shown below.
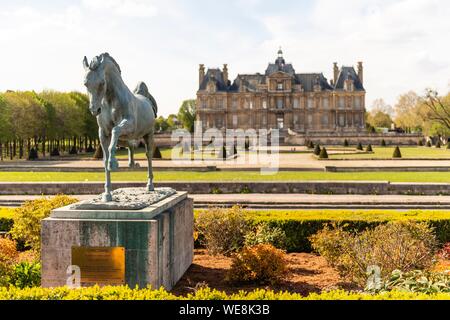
[83,55,107,116]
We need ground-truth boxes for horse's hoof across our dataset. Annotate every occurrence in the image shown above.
[102,192,113,202]
[108,158,119,171]
[128,162,140,169]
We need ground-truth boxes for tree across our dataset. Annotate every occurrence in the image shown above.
[178,99,196,133]
[421,89,450,132]
[367,99,393,128]
[394,91,423,131]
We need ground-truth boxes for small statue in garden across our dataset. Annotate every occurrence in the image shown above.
[83,53,158,202]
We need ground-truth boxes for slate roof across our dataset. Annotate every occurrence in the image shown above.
[199,68,229,92]
[334,66,365,91]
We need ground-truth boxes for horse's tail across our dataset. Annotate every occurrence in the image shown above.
[134,81,158,117]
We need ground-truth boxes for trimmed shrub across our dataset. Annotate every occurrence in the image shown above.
[153,146,162,159]
[319,147,329,159]
[28,148,38,160]
[307,141,314,149]
[381,139,386,147]
[343,139,349,147]
[309,221,437,286]
[435,141,441,148]
[195,206,250,256]
[10,196,78,253]
[226,244,287,284]
[366,144,373,152]
[69,146,77,155]
[50,148,60,157]
[356,142,363,151]
[244,137,250,151]
[418,140,424,146]
[446,142,450,149]
[313,144,321,156]
[93,145,103,159]
[392,146,402,158]
[426,140,432,147]
[244,224,287,249]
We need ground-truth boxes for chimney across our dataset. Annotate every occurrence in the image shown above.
[199,64,205,87]
[333,62,339,84]
[357,61,363,85]
[223,64,228,85]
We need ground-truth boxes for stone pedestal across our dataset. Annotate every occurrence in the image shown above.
[41,189,193,290]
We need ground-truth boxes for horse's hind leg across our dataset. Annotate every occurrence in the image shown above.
[143,133,154,191]
[127,142,137,168]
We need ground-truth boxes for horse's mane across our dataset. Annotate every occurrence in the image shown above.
[89,52,121,74]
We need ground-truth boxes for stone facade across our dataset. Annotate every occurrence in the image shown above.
[196,49,366,133]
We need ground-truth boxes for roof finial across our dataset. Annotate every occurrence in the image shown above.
[277,46,283,58]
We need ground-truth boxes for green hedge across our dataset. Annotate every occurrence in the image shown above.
[195,209,450,252]
[0,286,450,300]
[0,208,14,232]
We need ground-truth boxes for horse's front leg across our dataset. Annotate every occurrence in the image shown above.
[108,119,133,171]
[99,129,112,202]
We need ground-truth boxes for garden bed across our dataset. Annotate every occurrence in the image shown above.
[172,249,356,296]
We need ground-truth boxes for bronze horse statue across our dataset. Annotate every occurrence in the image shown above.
[83,53,157,202]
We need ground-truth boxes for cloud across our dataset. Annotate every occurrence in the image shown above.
[82,0,158,17]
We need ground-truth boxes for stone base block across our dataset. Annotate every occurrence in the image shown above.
[41,191,193,290]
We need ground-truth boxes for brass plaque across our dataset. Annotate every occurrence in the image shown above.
[72,247,125,286]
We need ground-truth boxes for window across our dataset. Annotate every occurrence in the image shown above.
[249,101,253,109]
[339,114,345,126]
[307,114,313,125]
[232,99,237,110]
[277,82,284,90]
[232,115,238,127]
[293,98,299,109]
[323,98,329,109]
[321,114,329,126]
[354,114,361,126]
[202,100,207,109]
[293,114,299,124]
[262,100,267,109]
[276,98,283,109]
[338,97,345,109]
[354,96,361,109]
[262,115,267,125]
[216,117,223,128]
[307,98,313,109]
[217,99,223,109]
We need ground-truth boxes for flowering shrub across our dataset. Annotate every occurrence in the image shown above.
[10,195,78,253]
[310,221,437,286]
[195,206,249,256]
[226,244,287,284]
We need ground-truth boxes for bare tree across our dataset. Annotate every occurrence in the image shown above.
[422,89,450,130]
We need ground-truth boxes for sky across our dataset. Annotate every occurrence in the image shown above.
[0,0,449,116]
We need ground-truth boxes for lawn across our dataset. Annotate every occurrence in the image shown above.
[0,171,448,182]
[328,146,450,159]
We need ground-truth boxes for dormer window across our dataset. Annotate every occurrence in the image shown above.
[277,82,284,91]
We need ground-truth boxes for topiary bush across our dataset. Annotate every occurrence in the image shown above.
[356,142,363,151]
[309,221,437,286]
[343,139,349,147]
[426,140,432,147]
[381,139,386,147]
[418,140,424,146]
[244,224,287,249]
[50,148,60,157]
[28,148,38,160]
[307,141,314,149]
[446,141,450,149]
[392,146,402,158]
[366,144,373,152]
[93,145,103,159]
[319,147,328,159]
[313,144,321,156]
[10,195,78,253]
[195,206,250,256]
[435,141,441,148]
[153,146,162,159]
[226,244,287,284]
[69,146,77,155]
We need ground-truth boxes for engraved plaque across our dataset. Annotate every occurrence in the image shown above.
[72,247,125,286]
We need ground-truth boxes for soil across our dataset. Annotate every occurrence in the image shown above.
[172,249,358,296]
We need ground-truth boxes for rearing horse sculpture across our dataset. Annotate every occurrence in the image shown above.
[83,53,157,202]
